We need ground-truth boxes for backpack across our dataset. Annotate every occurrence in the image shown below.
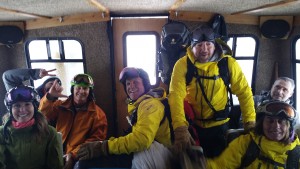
[240,139,300,169]
[208,13,228,42]
[158,21,191,86]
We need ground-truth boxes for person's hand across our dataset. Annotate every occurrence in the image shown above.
[63,153,74,169]
[244,121,255,133]
[172,126,195,154]
[47,79,68,98]
[39,68,56,78]
[77,141,108,160]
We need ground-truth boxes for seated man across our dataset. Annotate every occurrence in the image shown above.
[76,67,173,169]
[39,74,108,169]
[254,77,294,107]
[230,76,295,129]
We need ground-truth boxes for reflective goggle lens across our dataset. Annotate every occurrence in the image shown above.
[264,102,295,119]
[119,67,140,82]
[72,74,94,87]
[7,88,33,103]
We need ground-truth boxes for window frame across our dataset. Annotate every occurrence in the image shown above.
[228,34,259,93]
[122,31,160,88]
[24,37,86,88]
[25,37,86,65]
[291,35,300,109]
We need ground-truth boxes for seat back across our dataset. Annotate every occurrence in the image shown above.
[226,128,245,145]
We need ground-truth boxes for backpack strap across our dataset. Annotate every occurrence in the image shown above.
[241,139,300,169]
[160,98,174,143]
[186,57,195,85]
[240,139,260,169]
[186,57,232,121]
[124,98,175,143]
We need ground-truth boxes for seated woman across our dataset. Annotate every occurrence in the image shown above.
[0,86,63,169]
[207,100,300,168]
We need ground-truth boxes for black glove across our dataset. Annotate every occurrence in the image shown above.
[77,141,108,160]
[63,153,74,169]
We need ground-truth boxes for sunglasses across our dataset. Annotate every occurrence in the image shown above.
[71,74,94,87]
[257,101,296,119]
[119,67,140,82]
[6,87,36,105]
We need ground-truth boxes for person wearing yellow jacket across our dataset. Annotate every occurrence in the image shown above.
[207,100,300,168]
[168,25,256,157]
[76,67,173,169]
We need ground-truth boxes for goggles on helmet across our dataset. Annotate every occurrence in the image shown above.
[119,67,140,83]
[5,86,40,106]
[71,74,94,88]
[192,27,215,45]
[257,101,296,120]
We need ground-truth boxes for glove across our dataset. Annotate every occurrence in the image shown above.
[244,121,255,133]
[63,153,74,169]
[172,126,195,154]
[76,141,108,160]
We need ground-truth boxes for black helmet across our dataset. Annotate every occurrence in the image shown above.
[4,86,40,110]
[191,25,215,48]
[256,100,297,127]
[119,67,151,94]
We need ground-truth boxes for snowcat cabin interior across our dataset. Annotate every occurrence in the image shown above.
[0,0,299,138]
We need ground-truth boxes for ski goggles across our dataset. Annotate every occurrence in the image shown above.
[71,74,94,88]
[6,87,36,105]
[119,67,140,83]
[192,28,215,45]
[257,101,296,119]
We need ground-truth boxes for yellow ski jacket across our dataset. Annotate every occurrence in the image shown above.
[108,88,172,155]
[207,132,300,169]
[169,47,255,129]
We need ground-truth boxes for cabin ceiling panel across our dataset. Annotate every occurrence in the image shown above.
[179,0,283,14]
[99,0,173,14]
[0,0,299,23]
[248,4,300,16]
[0,11,31,21]
[0,0,99,20]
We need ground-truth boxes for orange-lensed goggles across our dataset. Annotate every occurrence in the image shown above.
[257,101,296,119]
[71,74,94,88]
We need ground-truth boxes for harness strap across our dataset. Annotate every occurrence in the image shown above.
[258,155,285,168]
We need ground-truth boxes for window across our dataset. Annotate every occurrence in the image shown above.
[227,35,258,105]
[25,38,86,96]
[292,36,300,109]
[123,32,159,86]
